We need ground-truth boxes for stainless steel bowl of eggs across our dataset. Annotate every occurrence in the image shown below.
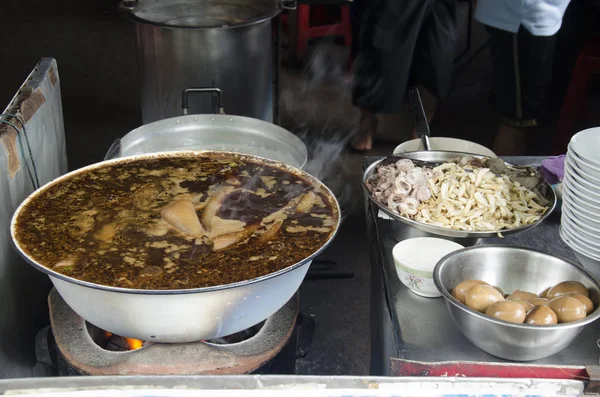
[433,245,600,361]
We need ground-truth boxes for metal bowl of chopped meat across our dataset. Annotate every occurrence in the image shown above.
[362,151,556,242]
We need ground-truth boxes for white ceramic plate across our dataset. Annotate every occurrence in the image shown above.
[560,234,600,276]
[565,158,600,191]
[562,203,600,232]
[562,201,600,231]
[570,127,600,166]
[561,217,599,244]
[561,199,600,230]
[566,154,600,185]
[562,183,600,216]
[560,223,600,256]
[563,169,600,203]
[560,227,600,276]
[562,213,600,242]
[568,147,600,180]
[393,137,497,157]
[560,225,600,257]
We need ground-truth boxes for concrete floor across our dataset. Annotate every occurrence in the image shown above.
[1,0,597,377]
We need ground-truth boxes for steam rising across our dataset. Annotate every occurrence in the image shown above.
[279,42,361,219]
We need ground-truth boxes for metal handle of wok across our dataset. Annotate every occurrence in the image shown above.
[181,88,226,115]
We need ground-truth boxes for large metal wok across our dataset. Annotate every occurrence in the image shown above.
[10,151,341,343]
[363,151,557,243]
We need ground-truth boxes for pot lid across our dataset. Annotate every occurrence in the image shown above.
[119,0,281,29]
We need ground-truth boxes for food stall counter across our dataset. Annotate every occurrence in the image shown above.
[366,156,600,376]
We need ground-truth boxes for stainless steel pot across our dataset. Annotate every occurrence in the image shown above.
[119,0,354,124]
[119,0,282,123]
[10,151,341,343]
[105,88,308,169]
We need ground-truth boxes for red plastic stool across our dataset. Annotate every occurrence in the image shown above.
[281,4,352,61]
[553,35,600,153]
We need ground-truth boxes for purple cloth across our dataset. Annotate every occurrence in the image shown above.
[541,155,566,184]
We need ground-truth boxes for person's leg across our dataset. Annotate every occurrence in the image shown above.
[516,27,557,154]
[488,23,558,155]
[409,0,458,139]
[486,26,533,155]
[351,0,433,150]
[353,108,378,151]
[350,0,385,151]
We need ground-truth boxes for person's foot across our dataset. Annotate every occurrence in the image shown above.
[352,109,377,151]
[352,132,373,151]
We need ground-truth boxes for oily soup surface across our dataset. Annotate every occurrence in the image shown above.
[15,154,338,289]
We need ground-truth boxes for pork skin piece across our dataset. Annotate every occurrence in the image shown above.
[295,191,320,213]
[201,186,236,231]
[160,200,205,238]
[255,219,283,245]
[210,223,260,251]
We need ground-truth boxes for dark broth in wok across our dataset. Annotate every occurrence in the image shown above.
[14,153,338,290]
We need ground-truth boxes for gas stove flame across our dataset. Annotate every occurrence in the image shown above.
[104,331,143,350]
[126,338,143,350]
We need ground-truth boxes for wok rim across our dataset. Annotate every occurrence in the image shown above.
[10,150,341,295]
[362,155,557,238]
[433,244,600,330]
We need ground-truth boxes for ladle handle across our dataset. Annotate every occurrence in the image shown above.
[408,86,432,151]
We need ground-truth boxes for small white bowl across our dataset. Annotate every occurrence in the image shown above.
[392,237,464,298]
[570,127,600,166]
[393,137,497,158]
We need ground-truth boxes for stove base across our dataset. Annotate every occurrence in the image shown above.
[37,325,299,376]
[36,289,312,376]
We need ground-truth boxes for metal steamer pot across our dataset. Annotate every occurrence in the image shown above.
[10,151,341,343]
[119,0,280,123]
[119,0,353,124]
[105,88,308,169]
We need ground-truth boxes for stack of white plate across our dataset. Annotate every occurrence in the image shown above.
[560,127,600,276]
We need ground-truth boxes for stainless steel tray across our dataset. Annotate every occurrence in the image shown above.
[362,152,557,239]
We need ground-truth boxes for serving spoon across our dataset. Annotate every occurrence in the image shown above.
[408,86,432,151]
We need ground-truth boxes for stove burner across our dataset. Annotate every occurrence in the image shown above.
[43,289,301,375]
[205,321,266,345]
[89,320,267,352]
